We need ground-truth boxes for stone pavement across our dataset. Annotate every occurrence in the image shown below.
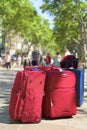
[0,67,87,130]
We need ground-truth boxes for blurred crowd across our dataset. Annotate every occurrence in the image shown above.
[0,47,83,69]
[0,52,23,69]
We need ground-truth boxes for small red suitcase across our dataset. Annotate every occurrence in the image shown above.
[9,70,46,123]
[42,70,77,118]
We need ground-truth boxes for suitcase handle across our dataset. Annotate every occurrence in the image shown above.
[38,65,63,72]
[50,66,63,72]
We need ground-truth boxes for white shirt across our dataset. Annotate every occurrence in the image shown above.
[7,55,11,62]
[65,51,71,56]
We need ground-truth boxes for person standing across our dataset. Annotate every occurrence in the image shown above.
[64,48,71,56]
[17,55,22,66]
[31,47,39,66]
[0,55,2,66]
[23,58,29,69]
[6,52,11,69]
[45,53,51,66]
[53,52,62,67]
[38,53,43,65]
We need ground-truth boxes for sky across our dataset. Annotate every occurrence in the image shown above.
[30,0,54,28]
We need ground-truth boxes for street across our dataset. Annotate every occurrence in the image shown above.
[0,68,87,130]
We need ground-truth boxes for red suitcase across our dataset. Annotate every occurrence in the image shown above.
[9,70,46,123]
[42,70,77,118]
[9,71,24,120]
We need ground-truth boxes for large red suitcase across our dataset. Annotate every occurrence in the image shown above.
[9,70,46,123]
[42,70,77,118]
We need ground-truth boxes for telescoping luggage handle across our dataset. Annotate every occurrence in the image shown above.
[38,65,63,72]
[24,65,63,72]
[42,66,63,72]
[50,66,63,72]
[43,66,73,78]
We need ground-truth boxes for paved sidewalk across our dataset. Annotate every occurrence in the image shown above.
[0,67,87,130]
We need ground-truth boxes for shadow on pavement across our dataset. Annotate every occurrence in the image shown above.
[84,88,87,92]
[77,108,87,117]
[0,104,22,124]
[42,116,73,121]
[0,69,20,124]
[0,104,73,124]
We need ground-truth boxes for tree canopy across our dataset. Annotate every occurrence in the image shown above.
[0,0,87,60]
[0,0,55,55]
[41,0,87,60]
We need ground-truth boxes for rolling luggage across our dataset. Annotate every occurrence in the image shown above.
[9,70,46,123]
[42,70,77,118]
[60,54,84,107]
[70,69,84,107]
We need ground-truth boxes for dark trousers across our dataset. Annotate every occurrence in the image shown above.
[6,62,11,69]
[32,60,38,66]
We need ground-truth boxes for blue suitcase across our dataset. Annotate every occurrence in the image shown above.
[61,55,84,107]
[70,69,84,107]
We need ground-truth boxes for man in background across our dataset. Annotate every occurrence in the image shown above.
[31,47,39,66]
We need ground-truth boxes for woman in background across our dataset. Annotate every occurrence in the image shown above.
[53,52,62,67]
